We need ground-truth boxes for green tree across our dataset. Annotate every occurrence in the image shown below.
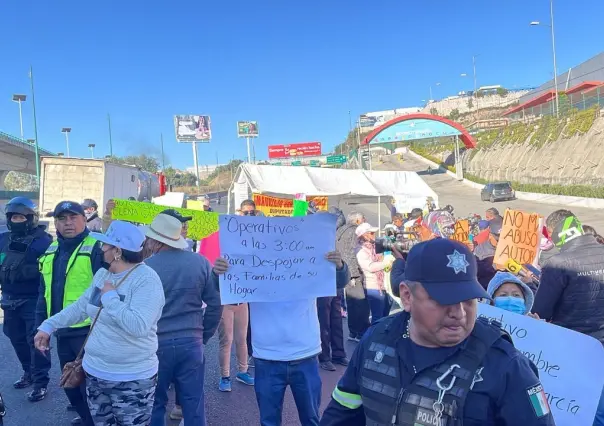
[430,107,438,116]
[106,154,160,173]
[4,172,39,191]
[467,98,474,109]
[496,87,509,97]
[448,109,461,121]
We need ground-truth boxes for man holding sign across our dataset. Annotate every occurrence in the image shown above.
[214,213,350,426]
[321,239,555,426]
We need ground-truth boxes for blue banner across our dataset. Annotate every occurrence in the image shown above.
[368,118,461,144]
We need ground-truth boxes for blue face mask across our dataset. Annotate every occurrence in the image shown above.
[494,296,526,315]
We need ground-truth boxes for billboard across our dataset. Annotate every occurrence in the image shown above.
[359,107,422,129]
[366,118,461,144]
[174,115,212,142]
[237,121,259,138]
[268,142,321,159]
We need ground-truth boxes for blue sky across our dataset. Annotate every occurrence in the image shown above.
[1,0,602,169]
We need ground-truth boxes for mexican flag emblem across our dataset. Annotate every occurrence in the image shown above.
[527,384,551,417]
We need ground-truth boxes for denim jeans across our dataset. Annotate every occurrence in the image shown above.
[365,289,392,324]
[254,356,322,426]
[151,337,205,426]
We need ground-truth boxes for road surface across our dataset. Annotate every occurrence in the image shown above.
[355,153,604,232]
[2,161,603,425]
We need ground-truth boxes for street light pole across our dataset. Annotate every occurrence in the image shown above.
[160,133,165,170]
[12,94,27,140]
[28,66,40,185]
[550,0,560,118]
[530,0,560,118]
[107,113,114,157]
[61,128,72,157]
[88,143,96,159]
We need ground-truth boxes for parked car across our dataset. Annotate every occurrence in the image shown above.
[481,181,515,202]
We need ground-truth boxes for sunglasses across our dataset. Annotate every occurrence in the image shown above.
[242,210,257,216]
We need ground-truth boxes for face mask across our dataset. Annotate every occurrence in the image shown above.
[101,247,119,270]
[494,296,526,315]
[8,221,30,236]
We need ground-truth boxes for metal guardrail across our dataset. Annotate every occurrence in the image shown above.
[0,131,55,155]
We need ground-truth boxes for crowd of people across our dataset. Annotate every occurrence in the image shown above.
[1,193,603,425]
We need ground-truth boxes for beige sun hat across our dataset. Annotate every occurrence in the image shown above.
[144,214,189,249]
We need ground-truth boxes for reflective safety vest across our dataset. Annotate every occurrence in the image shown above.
[39,235,97,328]
[333,313,511,426]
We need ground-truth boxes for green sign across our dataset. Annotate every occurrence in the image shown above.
[291,161,302,166]
[327,155,347,164]
[273,162,282,166]
[310,160,321,167]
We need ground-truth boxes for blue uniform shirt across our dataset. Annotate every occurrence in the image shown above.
[320,313,556,426]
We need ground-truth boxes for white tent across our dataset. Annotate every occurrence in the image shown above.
[228,164,439,228]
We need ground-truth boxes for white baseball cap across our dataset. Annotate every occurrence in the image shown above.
[355,223,379,237]
[91,221,145,252]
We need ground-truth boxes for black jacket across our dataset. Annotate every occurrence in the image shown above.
[533,234,604,342]
[0,226,53,299]
[35,229,104,335]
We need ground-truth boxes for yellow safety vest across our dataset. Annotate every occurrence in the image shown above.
[39,235,97,328]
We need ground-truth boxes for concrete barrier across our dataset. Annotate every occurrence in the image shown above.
[406,150,604,210]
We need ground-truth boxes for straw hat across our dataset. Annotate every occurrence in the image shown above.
[144,214,189,249]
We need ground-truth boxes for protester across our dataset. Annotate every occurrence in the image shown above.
[391,213,404,231]
[82,199,102,232]
[37,201,103,426]
[582,224,604,245]
[144,214,222,426]
[336,212,369,342]
[202,195,213,212]
[485,207,501,222]
[213,248,349,426]
[356,223,392,324]
[316,207,348,371]
[487,272,540,318]
[474,217,502,289]
[160,209,196,252]
[320,239,555,425]
[0,197,52,402]
[35,220,165,426]
[533,210,604,341]
[217,301,254,391]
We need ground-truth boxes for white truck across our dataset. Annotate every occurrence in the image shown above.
[39,157,160,233]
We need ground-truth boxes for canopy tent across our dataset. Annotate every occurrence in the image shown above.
[228,164,439,229]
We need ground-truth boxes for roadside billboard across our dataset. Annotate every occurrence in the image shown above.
[174,115,212,142]
[268,142,322,159]
[237,121,259,138]
[359,108,422,128]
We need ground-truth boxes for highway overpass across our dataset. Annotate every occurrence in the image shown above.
[0,131,55,190]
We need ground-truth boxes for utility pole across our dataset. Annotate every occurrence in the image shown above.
[29,66,40,184]
[160,133,165,170]
[107,114,114,157]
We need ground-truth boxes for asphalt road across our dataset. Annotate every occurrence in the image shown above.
[1,162,602,425]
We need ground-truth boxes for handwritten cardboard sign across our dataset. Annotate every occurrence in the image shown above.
[477,303,604,426]
[252,194,327,217]
[218,214,336,304]
[494,209,540,267]
[450,220,470,245]
[111,199,218,240]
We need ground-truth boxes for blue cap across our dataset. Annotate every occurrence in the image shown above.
[404,238,490,305]
[51,201,86,217]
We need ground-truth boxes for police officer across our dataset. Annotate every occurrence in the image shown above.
[36,201,103,426]
[0,197,52,402]
[320,238,556,426]
[81,199,102,232]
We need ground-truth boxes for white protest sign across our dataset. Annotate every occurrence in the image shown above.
[478,303,604,426]
[219,214,337,304]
